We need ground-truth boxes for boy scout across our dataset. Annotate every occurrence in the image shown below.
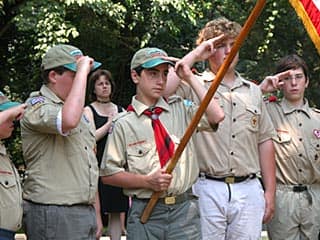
[0,91,26,240]
[166,17,276,239]
[260,54,320,240]
[100,47,224,240]
[20,44,103,240]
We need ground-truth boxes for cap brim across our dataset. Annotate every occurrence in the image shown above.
[0,101,20,111]
[141,58,175,69]
[63,61,102,72]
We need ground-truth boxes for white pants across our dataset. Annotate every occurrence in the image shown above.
[193,177,265,240]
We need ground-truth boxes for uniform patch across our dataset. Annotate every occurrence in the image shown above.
[251,115,258,128]
[313,129,320,139]
[183,99,193,107]
[29,96,45,106]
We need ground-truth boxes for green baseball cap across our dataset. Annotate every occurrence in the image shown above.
[41,44,101,72]
[130,47,174,70]
[0,91,20,111]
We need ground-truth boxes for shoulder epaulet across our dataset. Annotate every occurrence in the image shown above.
[167,95,181,104]
[113,111,131,122]
[312,108,320,114]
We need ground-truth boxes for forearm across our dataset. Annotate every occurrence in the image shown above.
[101,171,149,189]
[95,121,112,141]
[259,139,276,197]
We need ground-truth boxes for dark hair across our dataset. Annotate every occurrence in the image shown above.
[133,66,144,76]
[88,69,115,101]
[41,66,69,84]
[275,54,309,80]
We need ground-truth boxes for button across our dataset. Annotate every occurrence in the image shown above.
[299,123,302,127]
[298,169,302,172]
[233,102,236,106]
[299,153,302,157]
[230,151,234,155]
[233,118,236,122]
[138,150,143,154]
[85,146,88,150]
[315,155,318,161]
[299,138,302,142]
[232,135,235,138]
[5,181,8,185]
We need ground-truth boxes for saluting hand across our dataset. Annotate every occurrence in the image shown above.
[259,70,292,94]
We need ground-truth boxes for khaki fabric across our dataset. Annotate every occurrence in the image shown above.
[267,184,320,240]
[0,143,23,231]
[100,96,215,198]
[177,70,275,176]
[21,85,99,205]
[266,99,320,184]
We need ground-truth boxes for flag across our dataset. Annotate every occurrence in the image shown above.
[289,0,320,53]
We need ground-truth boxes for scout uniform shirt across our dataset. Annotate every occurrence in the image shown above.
[100,96,216,198]
[0,142,22,231]
[266,98,320,184]
[177,70,276,177]
[21,85,98,205]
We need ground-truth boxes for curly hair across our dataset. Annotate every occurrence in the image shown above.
[196,17,242,46]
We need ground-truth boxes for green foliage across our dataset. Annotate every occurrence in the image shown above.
[0,0,319,166]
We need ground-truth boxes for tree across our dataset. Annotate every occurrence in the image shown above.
[1,0,319,166]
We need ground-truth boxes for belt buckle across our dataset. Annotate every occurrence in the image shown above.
[164,196,176,205]
[225,176,235,184]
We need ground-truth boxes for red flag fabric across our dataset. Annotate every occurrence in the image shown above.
[289,0,320,53]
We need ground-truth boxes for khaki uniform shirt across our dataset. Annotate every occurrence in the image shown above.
[0,143,22,231]
[177,70,275,177]
[100,96,215,198]
[21,85,98,205]
[266,99,320,184]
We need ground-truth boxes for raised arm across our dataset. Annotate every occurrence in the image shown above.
[259,70,291,94]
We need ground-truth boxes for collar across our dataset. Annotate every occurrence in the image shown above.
[130,96,170,116]
[39,85,64,104]
[280,98,311,118]
[0,142,7,156]
[200,69,250,89]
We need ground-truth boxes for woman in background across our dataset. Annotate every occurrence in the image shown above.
[84,69,129,239]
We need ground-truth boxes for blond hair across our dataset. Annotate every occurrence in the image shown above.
[196,17,242,45]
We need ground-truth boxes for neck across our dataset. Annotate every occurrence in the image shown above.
[96,99,111,104]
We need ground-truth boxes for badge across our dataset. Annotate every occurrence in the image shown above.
[29,96,45,106]
[313,129,320,139]
[251,116,258,128]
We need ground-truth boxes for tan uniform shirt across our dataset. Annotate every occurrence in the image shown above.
[0,143,22,231]
[100,96,215,198]
[266,99,320,184]
[177,70,275,177]
[21,85,98,205]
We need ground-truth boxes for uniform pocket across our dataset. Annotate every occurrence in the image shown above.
[245,105,261,132]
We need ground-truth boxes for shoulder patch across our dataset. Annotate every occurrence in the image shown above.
[28,96,45,106]
[183,99,194,107]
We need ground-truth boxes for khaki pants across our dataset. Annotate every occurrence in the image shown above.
[127,196,201,240]
[267,184,320,240]
[23,200,97,240]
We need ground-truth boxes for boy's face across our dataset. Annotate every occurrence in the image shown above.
[0,118,14,139]
[281,67,308,104]
[132,63,169,105]
[50,70,76,101]
[208,37,239,73]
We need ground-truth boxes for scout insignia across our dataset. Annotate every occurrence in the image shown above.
[29,96,45,106]
[251,116,258,128]
[313,129,320,139]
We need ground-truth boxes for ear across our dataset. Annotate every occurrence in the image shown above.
[48,70,58,84]
[131,70,140,84]
[304,76,309,88]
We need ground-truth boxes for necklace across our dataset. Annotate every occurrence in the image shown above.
[96,99,111,104]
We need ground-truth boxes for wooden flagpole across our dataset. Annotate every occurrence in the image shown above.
[140,0,267,224]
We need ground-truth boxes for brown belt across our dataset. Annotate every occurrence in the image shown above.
[134,190,194,205]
